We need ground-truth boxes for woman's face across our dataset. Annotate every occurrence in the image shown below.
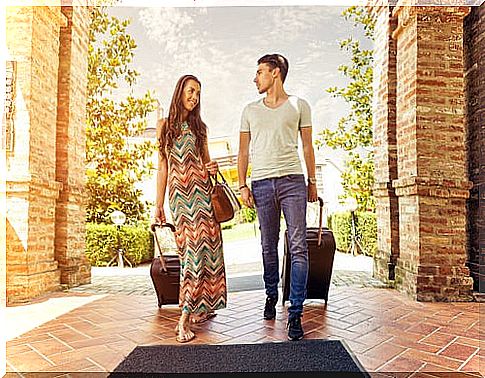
[181,79,201,113]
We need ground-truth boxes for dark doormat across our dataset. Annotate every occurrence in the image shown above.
[110,339,370,377]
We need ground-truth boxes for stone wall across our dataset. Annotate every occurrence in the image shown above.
[464,5,484,294]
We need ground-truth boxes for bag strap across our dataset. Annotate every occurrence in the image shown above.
[150,222,176,272]
[210,169,229,187]
[317,197,324,247]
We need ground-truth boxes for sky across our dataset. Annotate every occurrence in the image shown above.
[107,5,373,165]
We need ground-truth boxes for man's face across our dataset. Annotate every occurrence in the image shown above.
[254,63,276,94]
[181,79,201,112]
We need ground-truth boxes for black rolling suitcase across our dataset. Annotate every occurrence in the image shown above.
[150,223,180,308]
[282,197,336,304]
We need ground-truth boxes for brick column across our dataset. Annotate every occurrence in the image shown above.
[371,5,400,285]
[55,5,91,288]
[5,6,64,303]
[392,6,473,301]
[464,5,484,295]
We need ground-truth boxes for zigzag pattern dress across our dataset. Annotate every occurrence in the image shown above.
[167,121,227,315]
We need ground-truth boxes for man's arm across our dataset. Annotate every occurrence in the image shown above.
[300,127,318,202]
[237,131,254,208]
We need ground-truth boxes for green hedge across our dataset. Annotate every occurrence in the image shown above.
[86,223,154,266]
[329,211,377,257]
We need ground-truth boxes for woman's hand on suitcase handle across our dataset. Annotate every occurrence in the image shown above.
[155,206,166,224]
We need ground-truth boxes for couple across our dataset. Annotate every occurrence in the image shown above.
[155,54,318,343]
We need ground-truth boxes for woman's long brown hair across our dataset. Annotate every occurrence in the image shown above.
[159,74,207,159]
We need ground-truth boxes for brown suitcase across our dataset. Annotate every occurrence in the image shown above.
[282,197,336,304]
[150,223,180,308]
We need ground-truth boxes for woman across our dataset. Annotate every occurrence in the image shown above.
[155,74,227,343]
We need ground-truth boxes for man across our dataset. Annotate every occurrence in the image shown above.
[237,53,318,341]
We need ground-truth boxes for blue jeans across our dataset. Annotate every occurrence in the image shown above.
[251,174,308,318]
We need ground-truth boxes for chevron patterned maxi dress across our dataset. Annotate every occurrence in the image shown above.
[167,122,227,315]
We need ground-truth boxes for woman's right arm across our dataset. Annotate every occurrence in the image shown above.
[156,119,168,223]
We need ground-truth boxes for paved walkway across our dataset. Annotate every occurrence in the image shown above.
[4,238,483,376]
[5,288,482,376]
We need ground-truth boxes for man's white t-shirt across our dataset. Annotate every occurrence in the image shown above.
[240,95,312,181]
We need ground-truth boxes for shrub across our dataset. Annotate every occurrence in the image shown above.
[86,223,154,266]
[355,211,377,257]
[238,207,257,223]
[329,212,352,253]
[328,211,377,257]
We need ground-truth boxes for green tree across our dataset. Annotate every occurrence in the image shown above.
[86,7,157,224]
[316,6,376,211]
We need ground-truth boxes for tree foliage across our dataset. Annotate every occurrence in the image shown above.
[316,6,376,211]
[86,7,157,224]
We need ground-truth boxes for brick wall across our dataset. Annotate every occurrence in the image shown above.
[391,6,473,301]
[372,6,400,284]
[464,5,484,293]
[5,6,91,303]
[55,6,91,287]
[6,7,64,303]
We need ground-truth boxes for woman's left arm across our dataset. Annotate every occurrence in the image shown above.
[202,140,218,175]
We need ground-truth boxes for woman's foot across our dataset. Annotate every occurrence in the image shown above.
[175,313,195,343]
[191,311,216,324]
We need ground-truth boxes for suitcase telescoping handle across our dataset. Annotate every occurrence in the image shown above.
[150,222,176,272]
[316,197,324,247]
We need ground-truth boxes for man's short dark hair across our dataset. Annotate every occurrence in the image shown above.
[257,54,289,83]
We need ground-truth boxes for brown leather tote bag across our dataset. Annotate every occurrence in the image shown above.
[210,170,241,223]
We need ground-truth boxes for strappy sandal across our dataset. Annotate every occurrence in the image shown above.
[191,312,216,324]
[175,323,195,343]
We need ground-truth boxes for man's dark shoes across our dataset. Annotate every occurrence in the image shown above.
[287,315,304,341]
[263,296,277,320]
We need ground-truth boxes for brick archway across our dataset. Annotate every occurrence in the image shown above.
[4,3,483,304]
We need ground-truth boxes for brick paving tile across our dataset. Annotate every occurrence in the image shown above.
[7,350,55,372]
[400,349,464,371]
[343,339,373,354]
[28,337,74,356]
[438,342,479,361]
[389,337,443,354]
[420,331,457,348]
[36,357,98,373]
[87,350,127,372]
[377,355,426,374]
[455,337,481,348]
[419,362,461,373]
[363,341,407,362]
[66,334,126,350]
[357,354,388,371]
[49,327,94,344]
[354,329,393,349]
[459,355,485,375]
[406,323,441,336]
